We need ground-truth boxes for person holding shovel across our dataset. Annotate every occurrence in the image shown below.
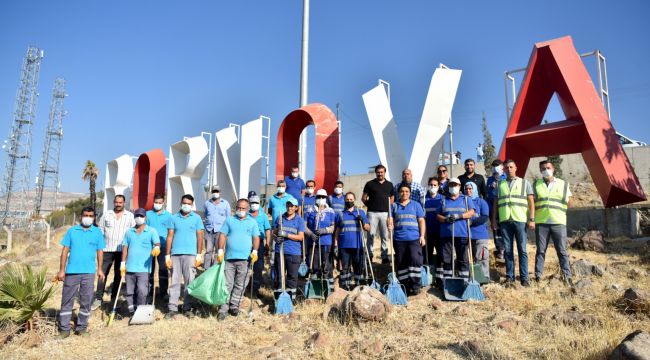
[216,198,260,321]
[334,192,370,290]
[121,208,161,319]
[272,198,305,301]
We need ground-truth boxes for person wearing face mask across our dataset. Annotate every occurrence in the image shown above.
[56,207,105,338]
[491,159,535,287]
[487,159,506,261]
[146,194,172,300]
[424,177,444,287]
[334,192,370,290]
[203,186,231,270]
[247,194,271,297]
[93,195,135,311]
[306,189,338,294]
[393,168,426,206]
[533,160,573,285]
[464,182,490,281]
[327,180,346,215]
[436,178,476,283]
[459,159,487,199]
[284,165,306,202]
[165,194,205,319]
[215,199,260,321]
[268,179,297,224]
[272,198,305,301]
[301,179,317,217]
[121,208,161,319]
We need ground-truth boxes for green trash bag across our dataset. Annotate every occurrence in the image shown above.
[187,261,229,305]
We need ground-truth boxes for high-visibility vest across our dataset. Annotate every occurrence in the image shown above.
[497,178,528,222]
[534,178,569,225]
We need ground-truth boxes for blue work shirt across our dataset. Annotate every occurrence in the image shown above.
[123,225,160,273]
[221,215,260,261]
[470,197,490,240]
[169,212,205,255]
[302,194,316,217]
[327,194,345,215]
[424,193,444,235]
[61,225,105,274]
[391,200,425,242]
[146,209,172,245]
[273,214,305,256]
[437,195,475,238]
[486,173,506,217]
[336,208,369,249]
[248,211,271,241]
[267,193,297,224]
[203,199,231,233]
[284,176,306,201]
[305,207,337,246]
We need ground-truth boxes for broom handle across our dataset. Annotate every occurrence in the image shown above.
[451,221,455,276]
[301,197,306,262]
[359,212,376,281]
[465,196,475,282]
[152,255,157,307]
[388,198,397,282]
[280,241,286,291]
[315,207,321,278]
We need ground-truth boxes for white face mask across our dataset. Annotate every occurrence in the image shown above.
[542,168,553,179]
[449,186,460,196]
[153,203,163,211]
[135,217,145,226]
[181,204,192,213]
[494,165,503,175]
[306,188,314,195]
[291,172,299,178]
[211,192,220,200]
[316,198,327,206]
[428,186,439,194]
[81,216,94,227]
[334,188,343,195]
[250,203,260,211]
[277,187,286,194]
[236,210,247,218]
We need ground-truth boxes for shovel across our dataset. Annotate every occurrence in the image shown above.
[130,255,158,325]
[443,221,466,301]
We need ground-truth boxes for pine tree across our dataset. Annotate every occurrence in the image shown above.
[482,112,496,170]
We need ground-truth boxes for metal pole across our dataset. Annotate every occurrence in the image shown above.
[439,64,454,177]
[44,220,50,249]
[298,0,310,180]
[336,103,341,176]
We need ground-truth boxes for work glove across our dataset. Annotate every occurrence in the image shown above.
[195,254,203,268]
[446,214,461,223]
[250,250,258,263]
[151,246,160,257]
[277,230,288,238]
[356,215,364,224]
[316,225,334,236]
[165,255,172,269]
[120,261,126,277]
[217,249,225,263]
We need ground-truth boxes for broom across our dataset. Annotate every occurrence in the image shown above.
[298,196,308,277]
[384,198,408,305]
[275,241,293,314]
[461,196,485,301]
[357,208,380,290]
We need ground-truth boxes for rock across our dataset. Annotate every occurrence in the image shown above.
[306,332,330,348]
[573,279,592,289]
[572,230,606,252]
[619,289,650,314]
[275,334,298,347]
[340,286,391,322]
[572,259,596,277]
[462,339,486,355]
[609,330,650,360]
[326,288,349,309]
[497,319,519,332]
[429,297,444,311]
[611,284,623,291]
[628,269,644,280]
[362,339,384,356]
[593,265,605,277]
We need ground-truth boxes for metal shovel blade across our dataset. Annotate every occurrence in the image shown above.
[129,305,155,325]
[443,277,467,301]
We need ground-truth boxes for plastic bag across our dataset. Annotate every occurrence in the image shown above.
[187,262,229,305]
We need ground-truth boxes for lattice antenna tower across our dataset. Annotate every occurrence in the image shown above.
[1,46,44,226]
[35,78,66,216]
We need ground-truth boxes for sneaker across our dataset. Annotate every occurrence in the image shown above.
[164,311,178,320]
[91,299,102,311]
[75,329,90,337]
[217,312,227,321]
[228,309,240,317]
[56,330,70,339]
[521,280,530,287]
[534,277,541,283]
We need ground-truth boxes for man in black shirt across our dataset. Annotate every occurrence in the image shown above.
[458,158,487,199]
[362,164,394,263]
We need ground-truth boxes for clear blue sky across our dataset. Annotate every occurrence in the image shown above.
[1,0,648,194]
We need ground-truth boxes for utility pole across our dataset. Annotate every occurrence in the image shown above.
[298,0,310,179]
[35,78,67,216]
[1,46,44,227]
[336,103,341,176]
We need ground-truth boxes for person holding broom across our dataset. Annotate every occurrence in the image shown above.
[424,177,445,288]
[333,192,370,290]
[305,189,338,295]
[464,182,491,281]
[215,198,260,321]
[272,198,305,301]
[387,185,426,295]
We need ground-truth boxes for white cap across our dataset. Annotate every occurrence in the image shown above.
[316,189,328,197]
[448,177,461,185]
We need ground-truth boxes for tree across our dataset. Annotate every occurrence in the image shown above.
[482,112,496,170]
[81,160,99,212]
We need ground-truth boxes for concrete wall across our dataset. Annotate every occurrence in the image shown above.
[566,206,644,238]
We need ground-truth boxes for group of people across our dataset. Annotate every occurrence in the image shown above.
[55,159,573,337]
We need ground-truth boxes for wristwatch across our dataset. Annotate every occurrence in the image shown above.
[528,218,535,222]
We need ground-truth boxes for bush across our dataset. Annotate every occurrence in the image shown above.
[0,264,54,330]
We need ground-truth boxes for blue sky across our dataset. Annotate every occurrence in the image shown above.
[1,0,648,194]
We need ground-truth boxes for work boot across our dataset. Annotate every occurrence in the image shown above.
[56,330,70,340]
[91,299,102,311]
[228,309,240,317]
[217,312,227,321]
[164,311,178,320]
[75,329,90,337]
[184,310,196,319]
[521,280,530,287]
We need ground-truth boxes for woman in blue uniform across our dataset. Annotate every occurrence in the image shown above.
[272,198,305,301]
[334,192,370,290]
[304,189,337,294]
[465,181,491,280]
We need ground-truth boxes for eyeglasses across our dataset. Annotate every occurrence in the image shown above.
[438,170,447,173]
[236,207,247,210]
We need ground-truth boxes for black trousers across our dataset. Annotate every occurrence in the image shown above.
[339,247,363,290]
[427,231,444,285]
[273,253,300,300]
[95,251,122,302]
[441,237,469,280]
[394,240,422,293]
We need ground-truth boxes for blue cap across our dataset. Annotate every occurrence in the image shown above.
[134,208,146,217]
[286,198,298,206]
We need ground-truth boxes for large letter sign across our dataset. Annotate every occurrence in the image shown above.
[498,36,646,207]
[362,67,462,184]
[275,104,339,191]
[167,136,209,213]
[104,154,134,214]
[132,149,166,210]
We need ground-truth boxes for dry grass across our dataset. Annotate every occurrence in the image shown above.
[1,230,649,360]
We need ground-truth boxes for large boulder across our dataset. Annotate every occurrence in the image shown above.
[571,259,604,277]
[609,330,650,360]
[572,230,606,252]
[341,286,391,322]
[618,289,650,315]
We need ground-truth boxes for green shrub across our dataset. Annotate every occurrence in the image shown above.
[0,264,54,330]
